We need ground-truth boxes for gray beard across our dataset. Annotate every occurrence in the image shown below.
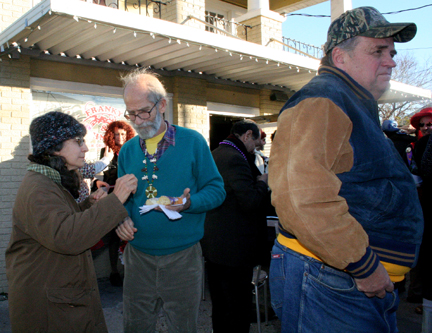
[131,111,163,140]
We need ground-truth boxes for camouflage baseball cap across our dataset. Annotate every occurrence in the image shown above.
[324,6,416,54]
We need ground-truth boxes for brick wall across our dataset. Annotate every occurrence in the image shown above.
[237,15,283,50]
[172,76,209,140]
[0,54,31,293]
[162,0,205,30]
[0,0,32,294]
[0,0,31,31]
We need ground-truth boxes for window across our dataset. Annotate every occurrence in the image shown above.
[205,11,226,34]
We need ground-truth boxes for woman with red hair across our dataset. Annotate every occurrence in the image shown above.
[101,120,135,186]
[96,120,135,286]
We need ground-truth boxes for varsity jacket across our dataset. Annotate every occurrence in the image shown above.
[268,66,423,281]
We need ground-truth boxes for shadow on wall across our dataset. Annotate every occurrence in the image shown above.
[0,135,31,289]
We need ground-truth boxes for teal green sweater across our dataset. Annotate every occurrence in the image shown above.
[118,126,225,255]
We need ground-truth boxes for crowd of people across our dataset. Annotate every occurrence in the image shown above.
[4,5,430,333]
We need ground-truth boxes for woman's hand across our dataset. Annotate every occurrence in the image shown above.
[89,188,108,204]
[96,180,110,189]
[113,174,138,204]
[116,217,137,241]
[104,146,114,160]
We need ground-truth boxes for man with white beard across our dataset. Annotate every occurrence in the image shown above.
[115,69,226,333]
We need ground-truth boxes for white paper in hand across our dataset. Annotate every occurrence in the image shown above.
[139,197,186,220]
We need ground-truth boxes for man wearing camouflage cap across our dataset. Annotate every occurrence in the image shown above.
[268,7,423,332]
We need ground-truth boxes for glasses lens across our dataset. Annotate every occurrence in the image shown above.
[124,111,134,120]
[76,137,85,146]
[419,123,432,128]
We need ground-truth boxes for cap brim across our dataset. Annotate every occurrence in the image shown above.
[360,23,417,43]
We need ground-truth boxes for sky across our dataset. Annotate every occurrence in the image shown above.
[281,0,432,66]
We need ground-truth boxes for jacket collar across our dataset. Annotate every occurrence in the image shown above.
[27,163,62,185]
[319,66,375,101]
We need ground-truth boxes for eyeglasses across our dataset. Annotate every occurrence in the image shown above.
[124,99,161,121]
[419,122,432,128]
[75,137,86,147]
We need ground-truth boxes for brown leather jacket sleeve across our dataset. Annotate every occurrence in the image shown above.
[268,97,369,270]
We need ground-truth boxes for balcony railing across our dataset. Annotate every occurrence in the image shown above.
[86,1,250,35]
[84,1,320,57]
[281,37,323,59]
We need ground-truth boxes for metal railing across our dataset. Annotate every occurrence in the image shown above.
[281,37,323,59]
[181,15,251,40]
[88,0,250,33]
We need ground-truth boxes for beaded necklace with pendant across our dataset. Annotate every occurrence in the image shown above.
[141,148,159,198]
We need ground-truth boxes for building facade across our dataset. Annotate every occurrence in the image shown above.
[0,0,430,292]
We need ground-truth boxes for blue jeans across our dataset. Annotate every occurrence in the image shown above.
[270,241,399,333]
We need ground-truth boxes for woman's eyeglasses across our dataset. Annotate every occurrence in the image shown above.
[419,122,432,128]
[75,137,86,147]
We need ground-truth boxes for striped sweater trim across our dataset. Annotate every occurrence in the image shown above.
[345,247,380,278]
[319,66,373,101]
[369,234,418,267]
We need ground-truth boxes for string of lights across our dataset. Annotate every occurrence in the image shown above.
[285,4,432,18]
[0,7,430,101]
[0,10,319,86]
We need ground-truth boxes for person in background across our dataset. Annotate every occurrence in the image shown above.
[382,119,416,168]
[201,119,269,332]
[100,121,135,188]
[114,68,226,333]
[418,124,432,327]
[6,111,137,332]
[407,107,432,315]
[269,7,423,332]
[254,129,269,174]
[95,120,135,286]
[76,147,114,203]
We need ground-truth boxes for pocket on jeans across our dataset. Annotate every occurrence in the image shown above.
[269,252,285,310]
[307,263,356,294]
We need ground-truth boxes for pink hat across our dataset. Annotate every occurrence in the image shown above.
[410,107,432,130]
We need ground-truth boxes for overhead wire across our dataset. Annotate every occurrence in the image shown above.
[284,4,432,18]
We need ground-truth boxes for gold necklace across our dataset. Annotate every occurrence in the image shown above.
[141,148,159,198]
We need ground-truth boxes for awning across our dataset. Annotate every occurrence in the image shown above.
[0,0,430,103]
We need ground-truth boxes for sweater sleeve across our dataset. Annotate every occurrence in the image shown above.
[79,162,96,179]
[93,157,110,174]
[269,97,376,276]
[187,134,226,214]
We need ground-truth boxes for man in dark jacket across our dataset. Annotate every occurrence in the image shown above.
[201,119,269,333]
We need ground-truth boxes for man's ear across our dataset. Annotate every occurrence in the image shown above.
[158,98,167,114]
[332,47,346,66]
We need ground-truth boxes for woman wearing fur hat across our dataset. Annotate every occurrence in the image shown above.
[5,111,137,332]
